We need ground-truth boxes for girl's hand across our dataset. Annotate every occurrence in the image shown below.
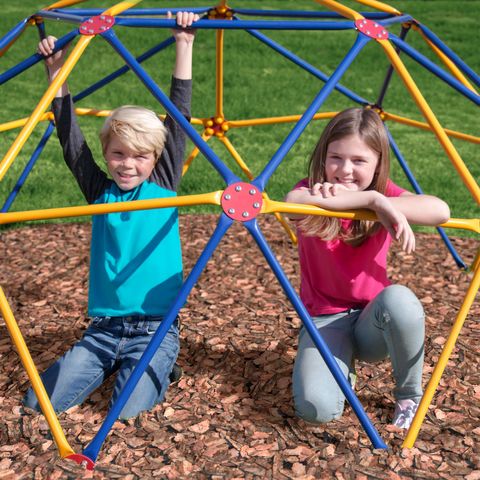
[311,182,350,198]
[168,11,200,44]
[374,195,415,253]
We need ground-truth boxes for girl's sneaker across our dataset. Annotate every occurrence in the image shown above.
[392,398,419,429]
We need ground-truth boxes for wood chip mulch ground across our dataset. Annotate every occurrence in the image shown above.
[0,214,479,479]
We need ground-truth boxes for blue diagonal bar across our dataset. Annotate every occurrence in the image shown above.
[36,9,86,24]
[244,219,387,449]
[246,28,367,105]
[0,29,78,86]
[254,33,370,191]
[389,34,480,106]
[73,37,175,103]
[102,28,238,185]
[1,122,55,213]
[377,14,413,27]
[82,213,233,463]
[417,23,479,87]
[0,18,29,51]
[385,127,466,269]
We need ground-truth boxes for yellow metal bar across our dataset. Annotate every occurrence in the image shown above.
[315,0,363,21]
[228,112,338,128]
[219,136,297,243]
[0,287,75,458]
[0,35,93,182]
[102,0,143,17]
[182,132,211,176]
[416,27,478,94]
[471,247,480,273]
[351,0,401,15]
[403,264,480,448]
[263,199,480,234]
[0,108,113,133]
[215,29,224,119]
[44,0,89,9]
[380,40,480,204]
[382,111,480,144]
[0,191,222,225]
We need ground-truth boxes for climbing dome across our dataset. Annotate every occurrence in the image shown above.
[0,0,478,470]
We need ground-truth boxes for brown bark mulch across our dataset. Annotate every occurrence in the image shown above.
[0,214,479,479]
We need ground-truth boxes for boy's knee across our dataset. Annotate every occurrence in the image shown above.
[294,396,343,424]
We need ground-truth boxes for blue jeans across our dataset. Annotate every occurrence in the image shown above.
[23,315,179,419]
[292,285,425,424]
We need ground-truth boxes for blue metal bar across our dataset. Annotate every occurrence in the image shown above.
[82,213,233,463]
[386,127,466,269]
[101,29,238,185]
[35,10,86,24]
[0,29,78,86]
[247,29,367,105]
[375,24,411,108]
[115,18,354,31]
[54,8,210,16]
[417,23,480,87]
[245,219,387,449]
[254,33,370,191]
[377,14,413,27]
[73,37,175,103]
[389,34,480,106]
[1,122,55,213]
[234,9,391,19]
[0,18,29,52]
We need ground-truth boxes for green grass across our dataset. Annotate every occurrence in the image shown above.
[0,1,478,237]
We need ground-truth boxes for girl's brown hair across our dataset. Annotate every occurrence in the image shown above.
[299,107,390,245]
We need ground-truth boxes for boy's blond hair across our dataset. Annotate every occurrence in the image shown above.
[99,105,168,161]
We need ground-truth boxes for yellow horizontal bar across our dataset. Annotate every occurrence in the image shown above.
[383,111,480,144]
[228,112,338,128]
[0,191,222,225]
[0,108,112,133]
[403,263,480,447]
[263,199,480,233]
[0,287,75,458]
[315,0,363,21]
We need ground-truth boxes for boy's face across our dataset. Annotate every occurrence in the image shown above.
[105,134,156,191]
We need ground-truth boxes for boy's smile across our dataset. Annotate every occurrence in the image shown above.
[105,134,156,191]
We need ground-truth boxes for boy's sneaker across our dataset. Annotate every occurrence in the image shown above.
[392,399,419,429]
[169,363,183,385]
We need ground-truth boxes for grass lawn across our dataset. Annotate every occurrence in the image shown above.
[0,1,478,238]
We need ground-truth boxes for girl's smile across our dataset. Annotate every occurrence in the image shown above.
[324,134,379,191]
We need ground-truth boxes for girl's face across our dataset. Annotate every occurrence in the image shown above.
[324,133,379,191]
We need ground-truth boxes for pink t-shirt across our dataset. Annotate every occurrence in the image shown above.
[294,178,406,315]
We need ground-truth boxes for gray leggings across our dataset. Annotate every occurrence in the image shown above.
[292,285,425,424]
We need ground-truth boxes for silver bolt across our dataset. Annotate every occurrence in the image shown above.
[366,30,371,35]
[242,211,249,218]
[100,15,105,20]
[228,208,235,214]
[235,185,242,192]
[249,189,256,195]
[382,30,387,35]
[89,29,94,34]
[100,26,106,31]
[253,202,260,209]
[224,194,231,200]
[88,18,93,23]
[374,23,379,27]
